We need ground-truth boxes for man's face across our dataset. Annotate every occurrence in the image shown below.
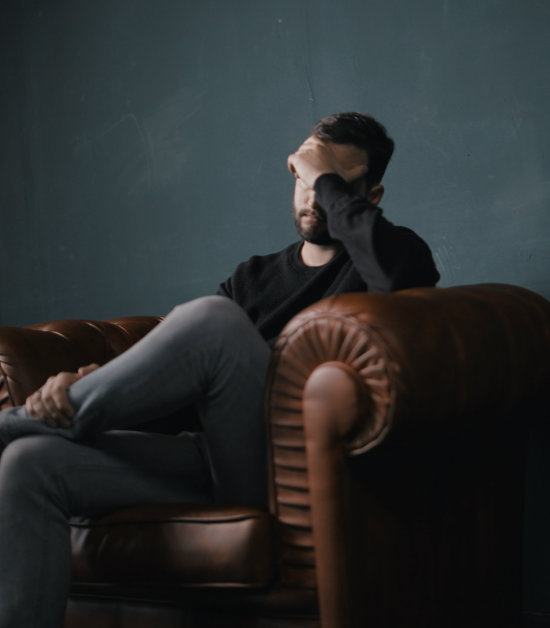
[292,140,369,244]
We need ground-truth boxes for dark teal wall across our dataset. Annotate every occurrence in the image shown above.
[2,0,549,327]
[1,1,550,613]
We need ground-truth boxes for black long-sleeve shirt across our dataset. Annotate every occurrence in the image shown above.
[218,174,440,345]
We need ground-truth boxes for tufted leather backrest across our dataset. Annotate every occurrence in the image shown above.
[0,316,162,410]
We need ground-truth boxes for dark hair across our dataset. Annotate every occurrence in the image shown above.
[311,112,395,186]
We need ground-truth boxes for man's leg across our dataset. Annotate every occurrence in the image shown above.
[0,430,211,628]
[0,296,271,505]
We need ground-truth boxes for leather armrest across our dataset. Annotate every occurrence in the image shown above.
[266,283,550,626]
[0,316,162,409]
[269,283,550,452]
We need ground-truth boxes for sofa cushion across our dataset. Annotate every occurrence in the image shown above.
[71,504,274,588]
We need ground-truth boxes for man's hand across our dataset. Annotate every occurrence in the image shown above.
[287,136,368,190]
[25,363,100,428]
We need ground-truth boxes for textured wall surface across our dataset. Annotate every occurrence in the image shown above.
[1,0,549,326]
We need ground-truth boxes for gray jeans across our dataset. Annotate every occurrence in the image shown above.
[0,296,271,627]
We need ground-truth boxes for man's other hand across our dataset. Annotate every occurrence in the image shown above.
[25,363,100,428]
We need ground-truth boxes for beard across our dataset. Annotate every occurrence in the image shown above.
[293,207,337,245]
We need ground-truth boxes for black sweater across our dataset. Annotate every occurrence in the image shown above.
[218,174,440,345]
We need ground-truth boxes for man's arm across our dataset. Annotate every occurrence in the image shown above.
[315,174,440,291]
[288,137,439,292]
[217,278,233,299]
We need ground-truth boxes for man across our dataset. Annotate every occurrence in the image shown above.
[0,112,439,627]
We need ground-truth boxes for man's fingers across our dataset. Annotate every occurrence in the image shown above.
[43,373,76,419]
[25,366,96,427]
[77,363,100,377]
[39,385,72,428]
[300,136,325,149]
[25,388,65,427]
[44,383,74,423]
[25,393,42,419]
[288,138,325,172]
[25,371,78,427]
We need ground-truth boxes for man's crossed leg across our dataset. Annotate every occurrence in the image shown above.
[0,296,271,627]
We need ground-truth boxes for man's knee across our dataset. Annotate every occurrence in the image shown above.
[171,295,244,321]
[168,296,257,342]
[0,436,60,489]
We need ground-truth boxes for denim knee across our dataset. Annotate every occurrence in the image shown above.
[170,295,245,324]
[167,296,258,348]
[0,436,62,495]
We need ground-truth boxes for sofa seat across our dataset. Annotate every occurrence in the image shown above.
[70,504,274,589]
[67,504,320,628]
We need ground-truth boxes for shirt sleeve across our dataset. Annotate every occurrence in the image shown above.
[217,277,233,299]
[313,173,440,292]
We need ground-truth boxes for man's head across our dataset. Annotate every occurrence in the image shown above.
[293,112,394,245]
[311,112,394,189]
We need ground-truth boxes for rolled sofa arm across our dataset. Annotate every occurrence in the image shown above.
[266,283,550,626]
[269,283,550,451]
[0,316,162,409]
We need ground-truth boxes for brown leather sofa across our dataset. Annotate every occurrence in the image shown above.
[1,284,549,628]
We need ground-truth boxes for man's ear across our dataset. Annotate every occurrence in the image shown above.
[368,184,384,206]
